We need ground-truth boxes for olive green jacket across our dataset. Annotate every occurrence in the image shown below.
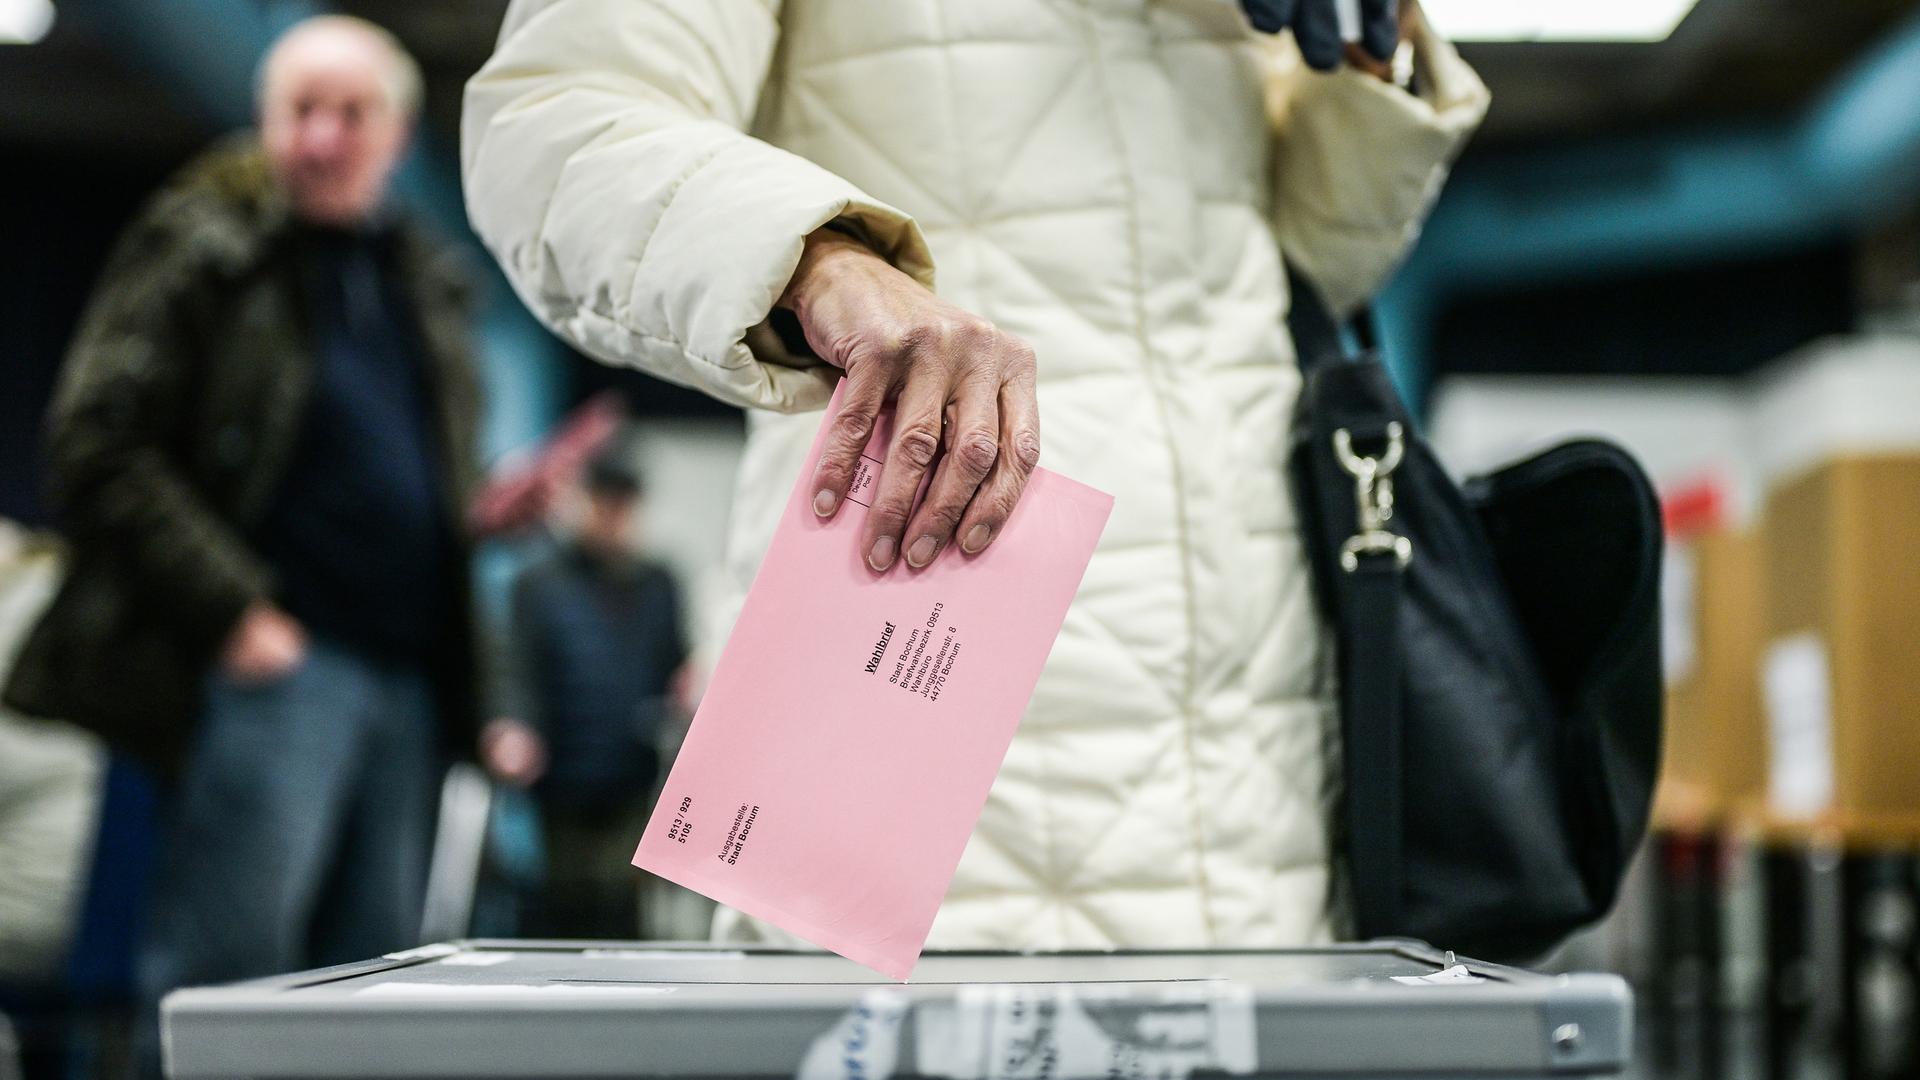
[3,138,484,771]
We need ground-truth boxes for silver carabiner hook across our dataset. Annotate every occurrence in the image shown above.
[1332,423,1412,572]
[1333,422,1405,480]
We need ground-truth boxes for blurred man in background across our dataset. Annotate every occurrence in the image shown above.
[488,445,691,940]
[1,15,489,1051]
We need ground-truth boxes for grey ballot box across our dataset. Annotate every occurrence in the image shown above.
[161,940,1630,1079]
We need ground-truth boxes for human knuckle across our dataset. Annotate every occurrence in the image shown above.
[813,462,853,490]
[868,503,910,534]
[957,315,997,345]
[829,408,875,446]
[897,323,944,360]
[853,319,903,356]
[924,501,966,534]
[955,431,999,478]
[1012,430,1041,472]
[987,487,1021,524]
[909,314,996,359]
[895,425,940,467]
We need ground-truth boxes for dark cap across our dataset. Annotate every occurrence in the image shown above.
[584,447,643,499]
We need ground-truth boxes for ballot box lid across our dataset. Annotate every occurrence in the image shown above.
[162,940,1630,1078]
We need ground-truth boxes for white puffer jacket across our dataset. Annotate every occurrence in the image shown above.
[464,0,1487,949]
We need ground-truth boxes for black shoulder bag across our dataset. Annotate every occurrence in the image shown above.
[1286,273,1665,961]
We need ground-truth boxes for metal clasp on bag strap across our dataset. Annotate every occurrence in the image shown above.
[1334,422,1413,572]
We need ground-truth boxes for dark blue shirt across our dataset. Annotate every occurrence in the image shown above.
[509,547,688,810]
[255,225,451,662]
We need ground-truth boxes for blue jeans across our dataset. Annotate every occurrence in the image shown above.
[138,639,440,1068]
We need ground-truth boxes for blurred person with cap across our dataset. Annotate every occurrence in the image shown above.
[1,14,513,1040]
[464,0,1487,949]
[487,442,692,940]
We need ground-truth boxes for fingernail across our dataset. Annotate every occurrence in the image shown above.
[868,536,896,571]
[813,489,837,517]
[906,535,939,568]
[961,524,991,554]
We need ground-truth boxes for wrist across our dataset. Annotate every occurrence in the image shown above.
[780,227,884,315]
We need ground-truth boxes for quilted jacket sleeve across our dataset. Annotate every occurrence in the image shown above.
[1266,19,1490,317]
[462,0,935,413]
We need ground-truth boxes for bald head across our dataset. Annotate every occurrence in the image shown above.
[257,16,421,225]
[259,16,421,120]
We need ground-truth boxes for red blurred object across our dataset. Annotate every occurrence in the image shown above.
[1661,476,1727,539]
[467,392,625,538]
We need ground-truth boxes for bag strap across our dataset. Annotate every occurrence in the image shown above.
[1284,261,1379,372]
[1286,260,1405,935]
[1340,556,1406,934]
[1286,260,1347,372]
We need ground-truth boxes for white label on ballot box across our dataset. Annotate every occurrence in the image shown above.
[915,983,1256,1080]
[1764,633,1835,819]
[798,990,908,1080]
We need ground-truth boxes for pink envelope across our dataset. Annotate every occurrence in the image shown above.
[633,382,1112,980]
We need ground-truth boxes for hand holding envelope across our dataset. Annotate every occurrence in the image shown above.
[634,382,1111,980]
[778,228,1043,573]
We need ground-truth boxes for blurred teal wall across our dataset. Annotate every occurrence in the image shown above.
[1381,5,1920,408]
